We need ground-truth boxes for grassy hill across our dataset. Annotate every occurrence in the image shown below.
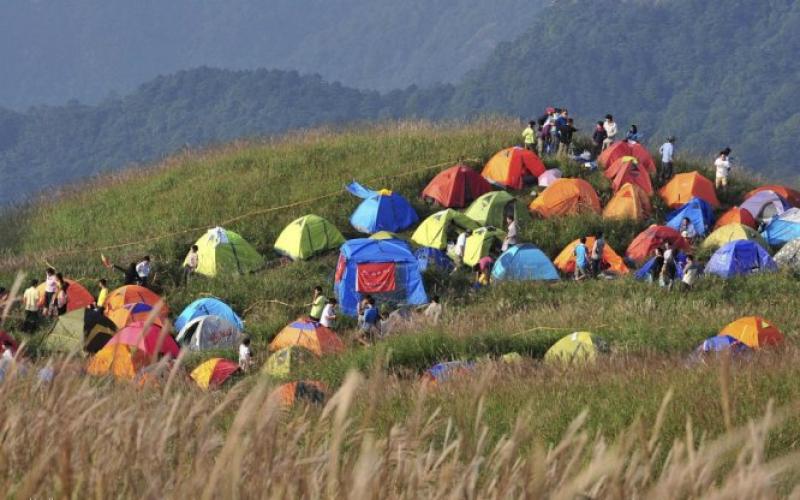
[2,122,800,496]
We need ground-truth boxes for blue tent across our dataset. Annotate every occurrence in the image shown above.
[414,247,454,273]
[174,297,244,333]
[665,197,715,236]
[697,335,751,354]
[762,208,800,247]
[634,251,687,281]
[347,181,419,234]
[425,361,475,383]
[491,244,559,281]
[705,240,777,279]
[334,239,428,316]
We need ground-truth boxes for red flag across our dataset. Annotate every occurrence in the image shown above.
[356,263,396,293]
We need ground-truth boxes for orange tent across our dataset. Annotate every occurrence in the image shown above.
[529,178,601,218]
[86,343,148,380]
[421,164,493,208]
[746,185,800,207]
[607,156,653,195]
[37,279,94,312]
[628,143,657,174]
[104,285,168,329]
[554,237,629,275]
[481,147,546,190]
[269,318,345,356]
[659,171,720,209]
[598,142,656,174]
[719,316,783,348]
[270,381,327,408]
[714,207,757,230]
[603,183,652,221]
[626,225,690,264]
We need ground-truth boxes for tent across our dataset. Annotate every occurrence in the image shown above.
[176,315,243,351]
[334,239,428,316]
[104,285,168,329]
[705,240,777,279]
[0,331,18,356]
[762,208,800,247]
[36,279,94,312]
[463,227,505,267]
[606,156,653,195]
[635,251,687,281]
[185,227,264,277]
[529,178,601,218]
[491,244,559,281]
[423,361,475,384]
[174,297,243,333]
[554,238,628,275]
[746,185,800,207]
[411,209,479,250]
[715,207,757,230]
[665,197,715,236]
[538,168,562,187]
[626,225,689,264]
[270,381,326,408]
[44,307,116,354]
[597,141,656,173]
[702,224,767,252]
[421,164,493,208]
[741,190,789,222]
[659,172,720,208]
[106,303,165,330]
[190,358,240,390]
[719,316,783,348]
[544,332,608,364]
[414,247,454,273]
[86,344,146,380]
[695,335,751,356]
[269,318,345,356]
[603,183,652,221]
[463,191,532,228]
[262,346,317,379]
[774,238,800,271]
[481,147,546,189]
[347,182,419,234]
[273,214,345,260]
[370,231,406,241]
[106,322,180,359]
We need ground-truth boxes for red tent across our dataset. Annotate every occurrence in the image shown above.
[422,164,493,208]
[0,331,19,355]
[598,142,656,174]
[607,156,653,195]
[482,147,546,190]
[626,225,690,264]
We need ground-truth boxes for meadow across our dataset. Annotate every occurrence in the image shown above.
[0,120,798,497]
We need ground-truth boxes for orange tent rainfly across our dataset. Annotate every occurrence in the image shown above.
[106,321,180,359]
[606,156,653,195]
[87,343,147,380]
[270,381,327,408]
[554,237,628,275]
[481,147,546,190]
[715,207,758,230]
[603,183,652,221]
[719,316,784,348]
[529,178,601,218]
[190,358,240,390]
[746,185,800,207]
[598,142,656,174]
[104,285,168,329]
[36,279,94,312]
[659,171,720,209]
[269,318,345,356]
[626,225,690,264]
[421,164,493,208]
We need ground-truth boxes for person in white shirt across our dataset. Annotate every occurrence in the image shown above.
[43,267,57,312]
[682,254,701,290]
[423,295,443,323]
[22,279,40,333]
[502,215,518,252]
[183,245,199,286]
[320,298,337,329]
[453,229,471,269]
[136,256,152,287]
[679,217,697,242]
[238,337,253,371]
[714,149,732,190]
[602,114,617,151]
[658,136,676,184]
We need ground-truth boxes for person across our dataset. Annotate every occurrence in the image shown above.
[183,245,199,285]
[602,114,617,150]
[478,255,495,276]
[54,274,70,316]
[502,215,518,252]
[474,264,491,288]
[574,237,589,281]
[43,267,57,312]
[661,242,677,291]
[714,149,732,190]
[453,229,471,269]
[320,298,337,329]
[590,232,606,278]
[96,278,109,308]
[557,118,577,158]
[682,255,701,290]
[309,286,326,321]
[1,341,14,362]
[423,295,443,323]
[113,262,139,285]
[625,124,640,142]
[536,120,546,156]
[679,217,697,242]
[592,121,607,157]
[136,256,151,287]
[658,136,676,184]
[22,279,40,333]
[238,337,253,372]
[356,294,372,329]
[540,119,553,155]
[651,248,665,285]
[360,297,380,341]
[522,121,536,151]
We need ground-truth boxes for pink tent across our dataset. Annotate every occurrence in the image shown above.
[537,169,562,187]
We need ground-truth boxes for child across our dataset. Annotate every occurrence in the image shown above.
[136,256,152,287]
[238,337,253,372]
[320,298,337,329]
[574,237,589,281]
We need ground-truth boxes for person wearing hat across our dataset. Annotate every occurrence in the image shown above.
[658,136,676,185]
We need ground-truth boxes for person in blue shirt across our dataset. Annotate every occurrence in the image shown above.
[360,297,381,342]
[574,237,589,281]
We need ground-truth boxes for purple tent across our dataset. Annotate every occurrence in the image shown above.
[537,168,562,187]
[741,190,790,222]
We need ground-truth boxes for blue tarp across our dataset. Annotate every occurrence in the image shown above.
[762,208,800,247]
[347,181,419,234]
[426,361,475,382]
[634,251,687,281]
[334,238,428,316]
[697,335,750,354]
[491,244,559,281]
[665,197,715,236]
[174,297,244,333]
[705,240,777,279]
[414,247,454,273]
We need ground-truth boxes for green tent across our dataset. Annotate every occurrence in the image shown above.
[185,227,264,277]
[544,332,608,364]
[464,191,532,228]
[262,346,316,379]
[463,226,506,267]
[411,209,479,249]
[43,308,117,354]
[273,214,345,260]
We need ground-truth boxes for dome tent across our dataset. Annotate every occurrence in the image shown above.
[545,332,609,364]
[481,147,546,189]
[719,316,783,348]
[554,238,628,275]
[176,315,243,351]
[273,214,345,260]
[463,191,531,228]
[603,183,652,221]
[185,227,264,277]
[44,307,116,354]
[491,244,559,281]
[702,224,767,252]
[529,178,601,218]
[190,358,240,390]
[741,190,789,222]
[411,209,479,250]
[269,318,344,356]
[173,297,243,333]
[705,240,777,279]
[715,207,757,230]
[665,197,715,237]
[421,164,492,208]
[659,172,719,209]
[36,279,94,313]
[347,181,418,234]
[626,225,689,265]
[762,208,800,247]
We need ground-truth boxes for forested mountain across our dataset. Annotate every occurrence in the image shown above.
[0,0,542,108]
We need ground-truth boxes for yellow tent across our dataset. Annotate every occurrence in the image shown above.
[463,227,505,267]
[702,223,767,251]
[411,209,479,250]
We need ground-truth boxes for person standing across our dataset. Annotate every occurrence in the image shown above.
[43,268,57,312]
[661,242,677,291]
[22,279,40,333]
[238,337,253,372]
[522,121,536,151]
[557,118,577,159]
[592,121,607,158]
[135,256,152,287]
[309,286,326,322]
[714,149,732,190]
[590,232,606,278]
[651,248,665,285]
[423,295,443,323]
[625,124,640,142]
[658,136,676,185]
[574,237,589,281]
[536,120,547,156]
[96,279,109,308]
[502,215,518,252]
[682,255,701,290]
[320,298,337,329]
[183,245,199,285]
[453,229,470,270]
[54,275,70,316]
[602,114,617,151]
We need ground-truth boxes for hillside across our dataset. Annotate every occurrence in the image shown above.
[0,0,543,108]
